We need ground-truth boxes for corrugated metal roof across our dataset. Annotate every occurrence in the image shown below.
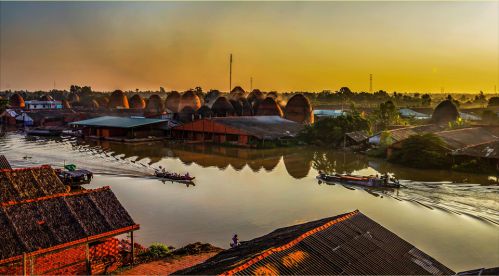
[452,140,499,159]
[399,108,431,119]
[346,130,370,143]
[435,127,498,150]
[175,211,453,275]
[69,116,168,128]
[210,116,304,140]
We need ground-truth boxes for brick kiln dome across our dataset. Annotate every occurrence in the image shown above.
[166,91,181,113]
[179,106,196,122]
[145,95,164,113]
[255,97,283,117]
[97,96,109,107]
[68,93,80,103]
[230,86,246,100]
[129,94,146,109]
[284,94,314,124]
[197,105,213,118]
[247,89,265,105]
[179,91,201,112]
[9,94,25,108]
[108,90,129,109]
[432,100,459,124]
[212,97,236,117]
[39,95,54,101]
[240,98,253,116]
[205,90,221,106]
[266,91,278,100]
[61,99,71,109]
[230,99,243,116]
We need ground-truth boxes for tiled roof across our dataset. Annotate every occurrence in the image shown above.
[0,155,11,170]
[0,187,137,262]
[69,116,167,128]
[0,166,67,203]
[176,211,453,275]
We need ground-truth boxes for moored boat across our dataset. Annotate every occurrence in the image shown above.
[317,173,400,188]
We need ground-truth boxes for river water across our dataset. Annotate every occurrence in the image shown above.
[1,132,498,272]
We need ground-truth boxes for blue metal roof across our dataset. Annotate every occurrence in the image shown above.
[69,116,168,128]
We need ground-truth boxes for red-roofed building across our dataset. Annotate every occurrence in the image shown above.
[0,164,139,275]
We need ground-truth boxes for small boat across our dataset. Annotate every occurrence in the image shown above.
[55,165,93,186]
[317,173,400,188]
[154,171,195,183]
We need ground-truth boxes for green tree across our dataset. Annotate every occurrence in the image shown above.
[298,113,370,147]
[389,133,451,169]
[371,100,399,130]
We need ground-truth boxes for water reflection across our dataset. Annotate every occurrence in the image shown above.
[79,139,316,179]
[1,133,498,270]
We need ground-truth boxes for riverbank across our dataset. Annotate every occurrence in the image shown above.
[116,242,222,275]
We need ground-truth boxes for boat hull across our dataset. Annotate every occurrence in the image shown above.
[316,175,400,188]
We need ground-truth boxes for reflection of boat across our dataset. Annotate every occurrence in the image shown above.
[26,127,65,136]
[55,169,93,186]
[317,174,400,188]
[154,171,195,183]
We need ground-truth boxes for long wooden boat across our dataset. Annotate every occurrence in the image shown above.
[26,127,64,136]
[154,171,195,184]
[316,173,400,188]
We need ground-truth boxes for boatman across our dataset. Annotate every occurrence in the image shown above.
[230,234,240,248]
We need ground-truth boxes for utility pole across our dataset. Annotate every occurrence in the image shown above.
[250,77,253,91]
[229,54,233,92]
[369,74,372,93]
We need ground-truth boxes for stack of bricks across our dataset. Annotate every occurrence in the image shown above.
[34,246,87,275]
[90,238,121,274]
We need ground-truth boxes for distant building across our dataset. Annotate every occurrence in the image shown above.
[0,165,138,275]
[399,108,431,120]
[368,124,444,146]
[25,100,63,110]
[313,109,345,119]
[175,210,453,275]
[70,116,173,140]
[172,116,303,146]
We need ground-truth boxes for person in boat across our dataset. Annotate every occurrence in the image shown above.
[230,234,240,248]
[318,170,325,178]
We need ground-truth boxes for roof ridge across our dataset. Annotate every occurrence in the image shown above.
[0,186,111,207]
[220,210,360,276]
[0,164,52,173]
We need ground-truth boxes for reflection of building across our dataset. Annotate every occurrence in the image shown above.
[172,116,303,146]
[176,210,453,275]
[0,165,138,275]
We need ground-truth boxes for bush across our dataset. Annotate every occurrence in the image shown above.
[452,159,496,174]
[139,243,172,259]
[389,133,451,169]
[298,113,370,147]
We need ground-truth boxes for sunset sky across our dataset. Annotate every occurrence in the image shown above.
[0,1,497,93]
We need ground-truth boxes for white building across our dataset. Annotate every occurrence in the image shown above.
[25,100,62,110]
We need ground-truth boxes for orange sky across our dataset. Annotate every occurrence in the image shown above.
[0,2,497,93]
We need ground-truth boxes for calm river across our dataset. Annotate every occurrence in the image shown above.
[1,132,498,272]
